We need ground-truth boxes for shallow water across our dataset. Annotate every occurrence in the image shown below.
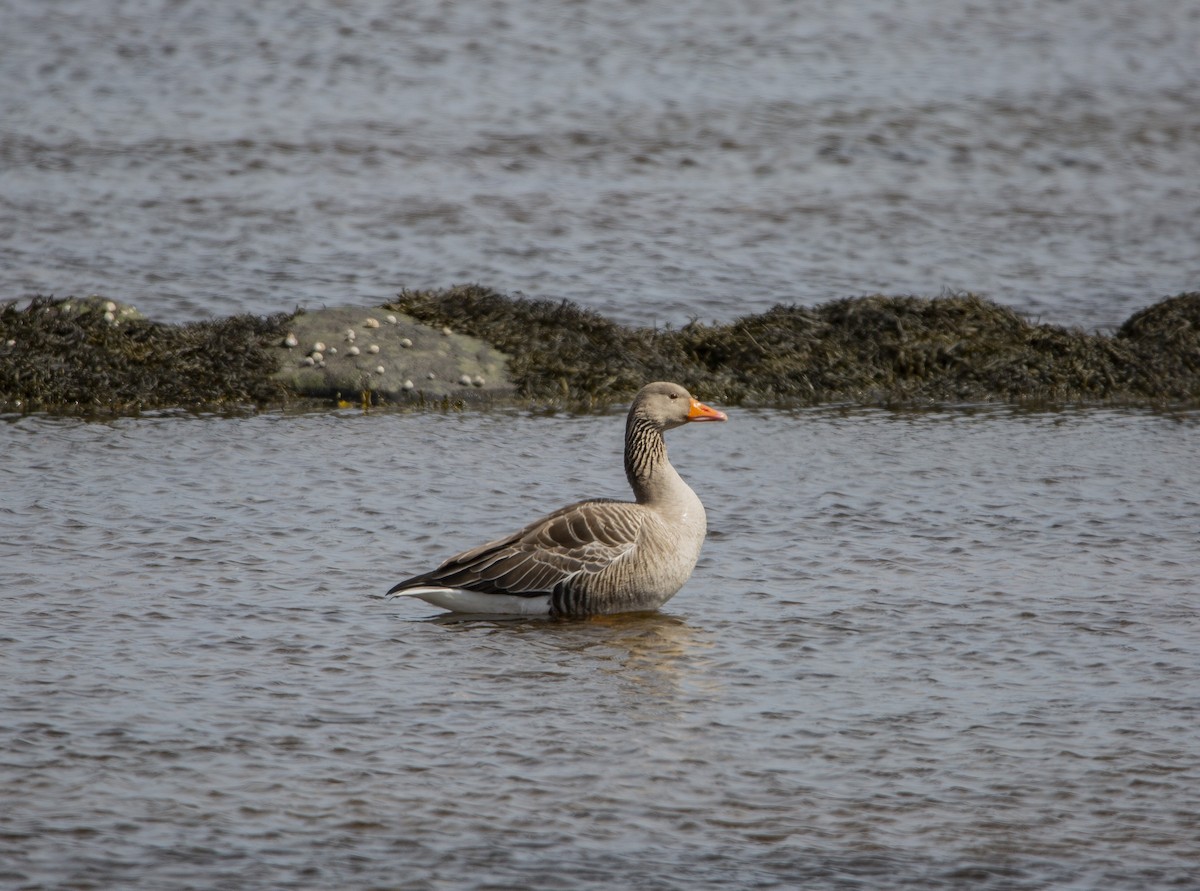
[2,0,1198,329]
[3,405,1198,889]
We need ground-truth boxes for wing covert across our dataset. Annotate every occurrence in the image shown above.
[388,499,645,598]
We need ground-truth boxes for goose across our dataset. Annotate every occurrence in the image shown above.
[385,381,727,617]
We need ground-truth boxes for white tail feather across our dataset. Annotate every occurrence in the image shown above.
[389,586,552,616]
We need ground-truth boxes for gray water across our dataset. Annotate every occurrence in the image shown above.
[4,3,1199,887]
[2,0,1198,329]
[2,405,1198,889]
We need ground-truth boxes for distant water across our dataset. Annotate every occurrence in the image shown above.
[1,0,1197,329]
[2,405,1198,889]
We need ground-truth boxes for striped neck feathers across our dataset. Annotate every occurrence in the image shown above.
[624,413,673,504]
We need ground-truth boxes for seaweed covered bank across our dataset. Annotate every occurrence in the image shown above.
[0,296,514,414]
[2,288,1198,414]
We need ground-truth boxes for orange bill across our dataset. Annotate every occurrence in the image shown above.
[687,397,728,422]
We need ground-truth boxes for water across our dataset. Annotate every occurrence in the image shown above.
[3,405,1198,889]
[3,2,1199,885]
[2,0,1198,330]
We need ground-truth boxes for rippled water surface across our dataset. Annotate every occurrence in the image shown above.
[2,405,1198,889]
[2,0,1198,328]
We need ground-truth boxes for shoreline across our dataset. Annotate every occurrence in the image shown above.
[2,286,1197,415]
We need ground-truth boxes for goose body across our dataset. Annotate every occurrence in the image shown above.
[386,381,727,617]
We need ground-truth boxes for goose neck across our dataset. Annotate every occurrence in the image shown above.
[624,414,672,504]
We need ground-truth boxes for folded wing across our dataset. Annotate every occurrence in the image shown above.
[386,499,644,599]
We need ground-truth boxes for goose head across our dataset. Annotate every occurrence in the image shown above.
[631,381,727,430]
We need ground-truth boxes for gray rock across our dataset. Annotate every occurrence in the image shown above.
[272,306,514,404]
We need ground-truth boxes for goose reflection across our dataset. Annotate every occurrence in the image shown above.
[422,610,715,700]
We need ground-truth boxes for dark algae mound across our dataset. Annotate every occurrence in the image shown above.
[0,296,292,413]
[1114,291,1200,401]
[3,288,1198,413]
[388,285,1200,407]
[762,293,1138,404]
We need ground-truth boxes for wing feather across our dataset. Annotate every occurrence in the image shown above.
[387,499,645,599]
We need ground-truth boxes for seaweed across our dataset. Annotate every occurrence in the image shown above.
[1114,291,1200,400]
[4,287,1198,414]
[0,296,293,414]
[389,286,1200,407]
